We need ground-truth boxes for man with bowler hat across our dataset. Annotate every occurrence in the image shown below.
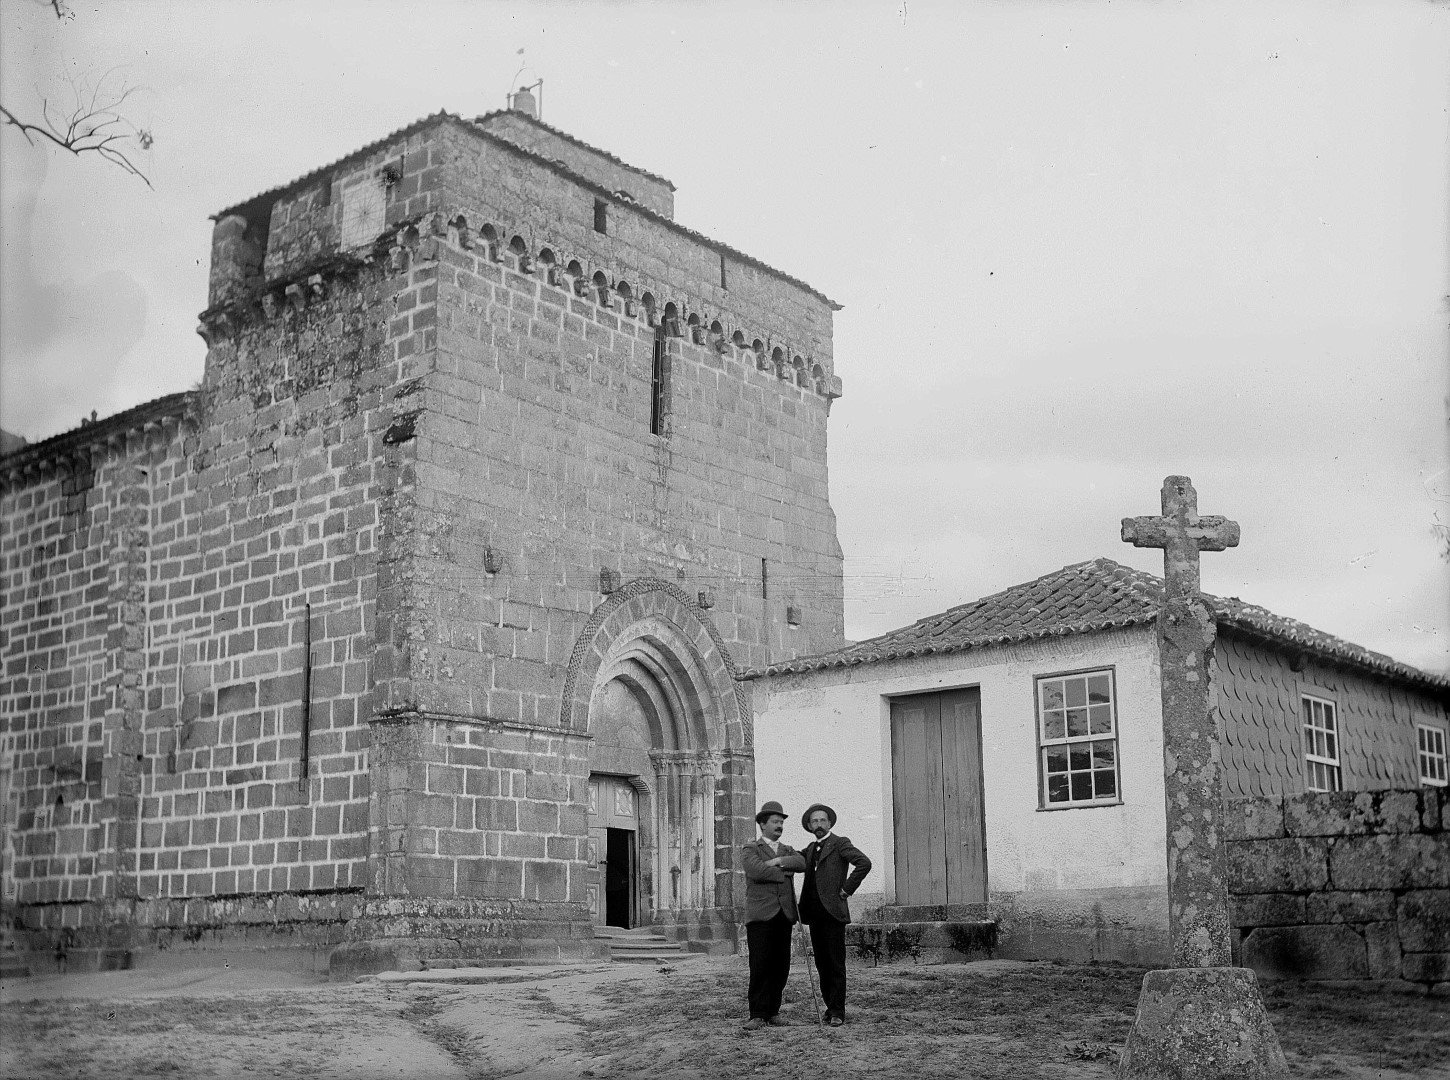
[799,803,872,1026]
[739,800,806,1030]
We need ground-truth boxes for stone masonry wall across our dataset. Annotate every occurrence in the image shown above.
[3,441,131,910]
[473,111,675,219]
[2,192,433,965]
[1226,789,1449,990]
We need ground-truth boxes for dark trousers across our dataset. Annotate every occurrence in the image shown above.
[746,913,794,1019]
[808,918,848,1019]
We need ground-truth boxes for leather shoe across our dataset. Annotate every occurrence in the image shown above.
[827,1015,844,1027]
[767,1016,788,1027]
[741,1017,767,1031]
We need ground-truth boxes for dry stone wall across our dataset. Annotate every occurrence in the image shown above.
[1227,789,1449,991]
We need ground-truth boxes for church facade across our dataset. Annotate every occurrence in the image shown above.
[0,104,846,973]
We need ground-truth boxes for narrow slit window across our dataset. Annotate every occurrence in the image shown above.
[719,253,727,289]
[594,199,608,234]
[650,326,667,436]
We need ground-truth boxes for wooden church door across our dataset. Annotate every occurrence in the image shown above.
[587,774,639,928]
[889,688,987,907]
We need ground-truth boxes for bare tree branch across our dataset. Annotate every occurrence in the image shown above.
[1,67,152,188]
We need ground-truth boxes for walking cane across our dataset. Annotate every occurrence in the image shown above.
[796,922,824,1026]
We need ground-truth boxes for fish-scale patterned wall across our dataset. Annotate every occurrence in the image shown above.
[1218,633,1435,797]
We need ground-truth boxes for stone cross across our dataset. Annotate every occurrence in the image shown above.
[1122,475,1239,969]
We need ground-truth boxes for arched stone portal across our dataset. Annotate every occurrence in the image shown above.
[560,580,755,947]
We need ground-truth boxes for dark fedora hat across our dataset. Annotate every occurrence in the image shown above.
[802,803,837,828]
[755,800,789,824]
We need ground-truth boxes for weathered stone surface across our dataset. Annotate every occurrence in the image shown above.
[1329,833,1450,890]
[1304,890,1396,925]
[1397,890,1450,953]
[1363,921,1402,979]
[1230,893,1305,928]
[1225,796,1285,841]
[1424,788,1448,832]
[1121,476,1240,969]
[1117,968,1288,1080]
[1228,837,1330,893]
[1241,924,1367,981]
[1401,952,1450,983]
[1283,790,1421,837]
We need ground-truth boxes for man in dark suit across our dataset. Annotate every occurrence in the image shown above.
[799,802,872,1027]
[739,800,806,1030]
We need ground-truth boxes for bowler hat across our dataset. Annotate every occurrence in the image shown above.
[755,800,789,824]
[802,803,837,828]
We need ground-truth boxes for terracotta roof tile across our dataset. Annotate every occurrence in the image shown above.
[744,557,1448,696]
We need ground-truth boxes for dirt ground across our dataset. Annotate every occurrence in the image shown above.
[2,956,1447,1080]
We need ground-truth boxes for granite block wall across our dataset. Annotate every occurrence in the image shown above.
[1227,788,1449,990]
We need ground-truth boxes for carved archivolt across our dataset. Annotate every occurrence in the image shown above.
[559,577,750,750]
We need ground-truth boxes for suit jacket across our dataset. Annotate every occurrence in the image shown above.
[799,833,872,925]
[740,838,807,924]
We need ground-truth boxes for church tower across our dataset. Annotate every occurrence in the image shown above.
[48,100,845,971]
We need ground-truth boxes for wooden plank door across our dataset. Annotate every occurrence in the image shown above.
[587,774,639,927]
[890,689,986,906]
[587,778,606,925]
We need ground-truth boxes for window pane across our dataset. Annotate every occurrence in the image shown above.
[1043,713,1066,740]
[1324,732,1336,758]
[1065,679,1087,708]
[1087,675,1111,704]
[1066,708,1089,737]
[1047,774,1069,803]
[1069,746,1091,771]
[1070,773,1093,801]
[1045,747,1069,773]
[1042,683,1065,711]
[1092,741,1115,767]
[1094,769,1117,798]
[1322,705,1337,732]
[1089,705,1113,734]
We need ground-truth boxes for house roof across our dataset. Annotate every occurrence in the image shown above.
[215,111,840,310]
[744,557,1450,696]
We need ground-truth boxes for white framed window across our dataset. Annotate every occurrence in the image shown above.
[1418,724,1448,787]
[1301,695,1341,792]
[1037,669,1119,808]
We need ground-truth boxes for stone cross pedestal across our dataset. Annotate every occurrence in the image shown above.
[1116,476,1287,1080]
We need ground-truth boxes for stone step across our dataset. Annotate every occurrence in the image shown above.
[610,951,701,966]
[608,940,685,953]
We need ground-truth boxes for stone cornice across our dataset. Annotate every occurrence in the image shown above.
[0,391,194,493]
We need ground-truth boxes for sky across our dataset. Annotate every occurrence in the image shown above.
[2,0,1447,675]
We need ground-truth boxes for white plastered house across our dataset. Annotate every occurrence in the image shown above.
[746,558,1449,965]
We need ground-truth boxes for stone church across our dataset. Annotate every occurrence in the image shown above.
[0,97,847,974]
